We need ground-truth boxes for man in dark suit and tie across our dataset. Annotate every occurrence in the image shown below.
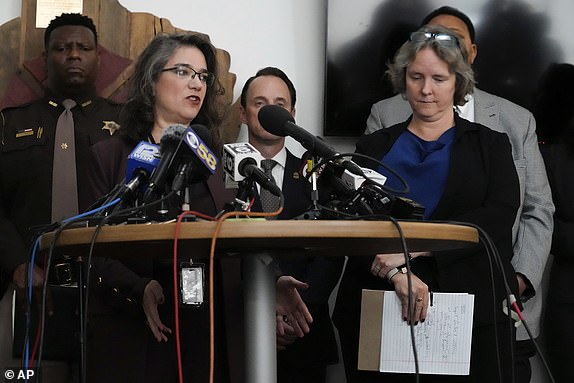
[239,67,343,383]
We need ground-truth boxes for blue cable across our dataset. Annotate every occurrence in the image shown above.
[24,197,120,376]
[62,198,121,224]
[24,236,42,375]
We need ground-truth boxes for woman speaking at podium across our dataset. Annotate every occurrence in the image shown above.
[83,33,234,383]
[334,24,520,383]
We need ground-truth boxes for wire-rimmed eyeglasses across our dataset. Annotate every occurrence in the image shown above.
[409,32,460,47]
[161,64,215,86]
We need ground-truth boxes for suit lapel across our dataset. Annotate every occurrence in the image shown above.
[279,150,311,219]
[430,115,477,219]
[473,88,500,130]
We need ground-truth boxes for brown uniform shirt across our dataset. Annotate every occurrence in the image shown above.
[0,91,122,274]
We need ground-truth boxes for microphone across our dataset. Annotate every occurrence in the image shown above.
[258,104,363,175]
[144,125,187,200]
[222,142,281,196]
[316,162,424,219]
[223,142,262,182]
[124,141,161,195]
[340,167,388,190]
[100,141,160,207]
[144,124,218,200]
[182,124,218,175]
[171,124,218,192]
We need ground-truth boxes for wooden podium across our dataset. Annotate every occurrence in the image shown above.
[41,219,478,383]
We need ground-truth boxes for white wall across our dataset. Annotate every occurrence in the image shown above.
[0,0,359,156]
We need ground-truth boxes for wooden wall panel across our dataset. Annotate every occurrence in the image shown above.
[1,0,239,142]
[0,19,21,97]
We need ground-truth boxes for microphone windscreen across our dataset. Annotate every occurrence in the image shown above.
[257,104,294,136]
[160,124,187,144]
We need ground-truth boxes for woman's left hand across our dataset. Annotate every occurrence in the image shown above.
[390,272,429,325]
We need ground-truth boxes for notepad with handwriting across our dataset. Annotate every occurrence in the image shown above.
[379,291,474,375]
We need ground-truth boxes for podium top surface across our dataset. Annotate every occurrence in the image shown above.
[40,219,478,259]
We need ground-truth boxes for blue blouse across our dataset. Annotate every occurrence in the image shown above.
[378,127,456,219]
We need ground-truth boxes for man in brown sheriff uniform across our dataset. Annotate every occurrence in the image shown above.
[0,13,122,382]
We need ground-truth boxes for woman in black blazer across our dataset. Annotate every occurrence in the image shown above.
[333,24,520,383]
[84,33,233,383]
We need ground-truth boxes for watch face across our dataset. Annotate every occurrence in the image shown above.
[399,266,408,274]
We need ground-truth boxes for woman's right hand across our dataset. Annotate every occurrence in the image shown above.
[142,280,172,342]
[390,272,429,325]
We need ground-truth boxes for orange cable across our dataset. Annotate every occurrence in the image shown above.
[171,205,283,383]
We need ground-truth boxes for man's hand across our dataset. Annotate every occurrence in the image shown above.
[276,276,313,338]
[275,315,299,350]
[142,280,172,342]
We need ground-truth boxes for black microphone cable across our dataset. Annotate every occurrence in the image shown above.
[22,197,122,381]
[296,208,423,380]
[333,210,514,382]
[422,218,556,383]
[322,152,411,194]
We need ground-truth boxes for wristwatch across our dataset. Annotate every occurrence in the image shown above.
[386,264,408,281]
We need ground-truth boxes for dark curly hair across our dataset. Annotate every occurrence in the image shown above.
[120,33,223,149]
[44,13,97,49]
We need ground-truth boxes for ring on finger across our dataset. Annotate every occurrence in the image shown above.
[416,297,423,302]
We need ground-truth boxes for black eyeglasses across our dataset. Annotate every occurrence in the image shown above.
[161,64,215,86]
[409,32,459,47]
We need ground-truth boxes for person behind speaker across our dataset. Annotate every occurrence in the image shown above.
[0,13,122,382]
[239,66,343,383]
[333,24,520,382]
[364,7,554,382]
[536,62,574,383]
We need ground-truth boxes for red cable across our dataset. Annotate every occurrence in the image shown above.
[511,300,526,322]
[28,316,42,368]
[29,253,49,367]
[173,207,282,383]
